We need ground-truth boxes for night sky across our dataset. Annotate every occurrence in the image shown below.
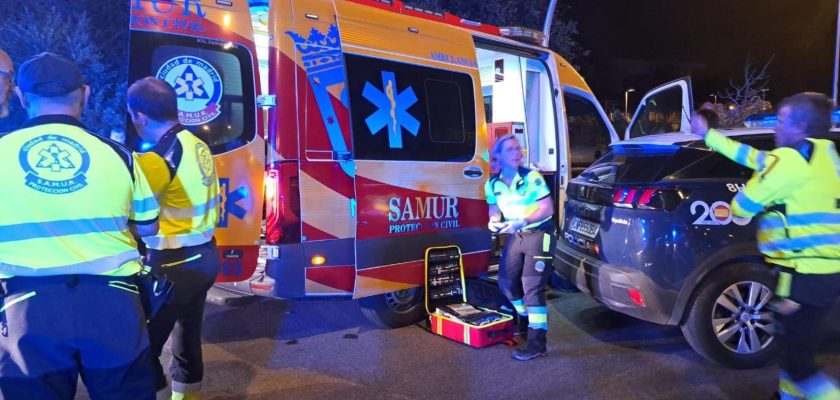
[564,0,838,110]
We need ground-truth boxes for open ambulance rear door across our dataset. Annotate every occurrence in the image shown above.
[128,0,265,283]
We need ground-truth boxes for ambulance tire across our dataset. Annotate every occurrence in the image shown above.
[358,287,426,329]
[680,262,778,369]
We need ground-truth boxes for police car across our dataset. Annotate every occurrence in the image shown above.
[553,78,840,368]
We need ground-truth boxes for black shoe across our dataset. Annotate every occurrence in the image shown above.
[514,315,529,337]
[512,328,546,361]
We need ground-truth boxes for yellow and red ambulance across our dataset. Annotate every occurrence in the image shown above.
[128,0,617,327]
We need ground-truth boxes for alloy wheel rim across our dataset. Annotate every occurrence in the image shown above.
[711,281,775,354]
[384,287,420,313]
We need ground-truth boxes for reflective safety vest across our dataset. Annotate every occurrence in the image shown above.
[0,115,159,277]
[706,129,840,274]
[137,126,220,250]
[485,166,552,230]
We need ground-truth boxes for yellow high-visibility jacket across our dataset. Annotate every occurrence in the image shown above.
[706,129,840,274]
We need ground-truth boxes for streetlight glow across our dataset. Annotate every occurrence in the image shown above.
[624,88,636,120]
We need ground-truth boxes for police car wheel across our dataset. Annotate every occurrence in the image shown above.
[549,271,580,293]
[681,262,778,369]
[358,287,426,329]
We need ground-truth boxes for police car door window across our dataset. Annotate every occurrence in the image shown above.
[629,87,683,138]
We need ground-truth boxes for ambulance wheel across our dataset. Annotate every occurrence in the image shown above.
[358,287,426,329]
[680,262,778,369]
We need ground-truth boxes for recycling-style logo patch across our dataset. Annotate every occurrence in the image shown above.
[156,55,223,126]
[19,134,90,194]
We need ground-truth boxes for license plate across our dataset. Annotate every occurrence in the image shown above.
[568,217,599,239]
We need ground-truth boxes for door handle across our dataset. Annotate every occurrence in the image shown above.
[463,166,483,179]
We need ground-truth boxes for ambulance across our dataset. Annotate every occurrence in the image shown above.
[128,0,618,327]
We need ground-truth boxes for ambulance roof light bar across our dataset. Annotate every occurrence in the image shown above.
[499,26,547,47]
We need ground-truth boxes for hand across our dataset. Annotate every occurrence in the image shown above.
[488,221,505,233]
[498,219,527,234]
[690,112,710,137]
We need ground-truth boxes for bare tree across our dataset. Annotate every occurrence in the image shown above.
[717,55,774,106]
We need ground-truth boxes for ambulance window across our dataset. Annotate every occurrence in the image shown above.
[564,93,612,176]
[345,54,476,162]
[126,32,257,154]
[426,79,466,144]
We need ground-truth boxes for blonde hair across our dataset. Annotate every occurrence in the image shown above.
[490,134,520,174]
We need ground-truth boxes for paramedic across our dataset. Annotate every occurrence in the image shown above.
[128,77,221,400]
[0,52,159,399]
[692,94,840,400]
[485,134,555,361]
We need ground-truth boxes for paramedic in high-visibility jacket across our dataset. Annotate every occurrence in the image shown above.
[0,52,160,399]
[692,93,840,400]
[485,134,555,361]
[128,77,221,400]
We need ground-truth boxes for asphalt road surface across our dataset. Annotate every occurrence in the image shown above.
[77,285,840,400]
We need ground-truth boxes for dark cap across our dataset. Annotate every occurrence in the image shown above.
[17,52,84,97]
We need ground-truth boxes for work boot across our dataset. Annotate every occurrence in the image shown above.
[514,314,529,337]
[512,328,546,361]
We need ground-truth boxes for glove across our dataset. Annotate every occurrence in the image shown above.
[488,221,505,233]
[499,219,527,234]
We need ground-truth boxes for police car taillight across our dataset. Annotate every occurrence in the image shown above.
[612,187,689,212]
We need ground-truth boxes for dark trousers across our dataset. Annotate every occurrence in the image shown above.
[0,274,155,400]
[498,229,554,328]
[775,268,840,382]
[146,240,219,393]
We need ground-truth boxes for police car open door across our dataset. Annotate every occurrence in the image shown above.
[128,0,265,283]
[626,77,694,140]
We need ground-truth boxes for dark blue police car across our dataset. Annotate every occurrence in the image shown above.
[551,77,840,368]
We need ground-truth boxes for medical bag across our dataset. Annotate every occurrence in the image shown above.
[424,246,513,348]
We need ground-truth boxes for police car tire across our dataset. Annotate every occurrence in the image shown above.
[549,271,580,293]
[680,262,778,369]
[358,287,426,329]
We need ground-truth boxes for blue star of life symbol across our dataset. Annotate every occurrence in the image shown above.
[362,71,420,149]
[36,144,75,172]
[218,178,247,228]
[174,65,209,101]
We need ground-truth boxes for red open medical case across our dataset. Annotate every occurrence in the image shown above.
[424,246,513,348]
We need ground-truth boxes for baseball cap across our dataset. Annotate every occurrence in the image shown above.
[17,52,84,97]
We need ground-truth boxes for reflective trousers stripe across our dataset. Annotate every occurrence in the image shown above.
[0,291,36,313]
[510,298,527,316]
[527,306,548,330]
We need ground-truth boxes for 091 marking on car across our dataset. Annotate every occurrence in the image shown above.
[691,200,752,226]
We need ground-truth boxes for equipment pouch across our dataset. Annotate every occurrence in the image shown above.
[135,271,174,321]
